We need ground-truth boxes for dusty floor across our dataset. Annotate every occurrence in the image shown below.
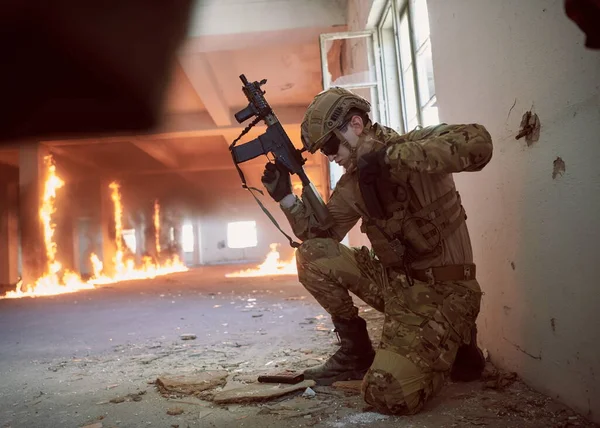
[0,266,597,428]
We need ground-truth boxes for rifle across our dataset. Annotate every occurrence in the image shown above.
[229,74,334,247]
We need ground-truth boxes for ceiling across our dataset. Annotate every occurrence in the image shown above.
[0,0,348,194]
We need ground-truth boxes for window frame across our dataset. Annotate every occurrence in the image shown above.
[318,29,386,193]
[374,0,438,131]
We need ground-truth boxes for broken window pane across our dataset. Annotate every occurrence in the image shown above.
[322,34,377,87]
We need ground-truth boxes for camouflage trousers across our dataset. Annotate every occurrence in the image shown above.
[296,238,482,415]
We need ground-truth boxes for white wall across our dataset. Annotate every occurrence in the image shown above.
[196,169,299,265]
[427,0,600,421]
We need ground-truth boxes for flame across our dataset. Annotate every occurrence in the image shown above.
[225,243,297,277]
[1,156,95,299]
[1,159,187,300]
[154,199,161,254]
[109,182,125,272]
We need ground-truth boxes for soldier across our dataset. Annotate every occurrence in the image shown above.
[261,87,493,415]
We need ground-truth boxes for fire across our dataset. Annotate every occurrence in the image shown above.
[87,184,187,285]
[225,243,297,277]
[154,199,161,254]
[1,159,187,300]
[2,156,95,299]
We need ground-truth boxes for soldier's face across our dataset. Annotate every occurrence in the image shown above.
[327,116,364,167]
[328,143,352,168]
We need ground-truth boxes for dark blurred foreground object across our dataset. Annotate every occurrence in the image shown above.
[565,0,600,49]
[0,0,196,142]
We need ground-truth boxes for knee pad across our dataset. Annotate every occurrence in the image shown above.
[362,349,438,415]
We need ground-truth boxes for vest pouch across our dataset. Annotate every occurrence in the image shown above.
[360,221,405,267]
[401,217,439,255]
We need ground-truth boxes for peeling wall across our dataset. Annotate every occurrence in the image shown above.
[427,0,600,421]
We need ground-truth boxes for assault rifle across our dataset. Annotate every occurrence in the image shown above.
[229,74,334,247]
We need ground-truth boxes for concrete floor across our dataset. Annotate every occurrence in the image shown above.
[0,266,596,428]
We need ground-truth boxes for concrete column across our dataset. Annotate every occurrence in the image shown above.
[144,204,157,261]
[0,182,19,285]
[193,218,201,265]
[135,222,144,264]
[72,218,81,275]
[100,180,116,275]
[19,143,49,285]
[55,196,75,273]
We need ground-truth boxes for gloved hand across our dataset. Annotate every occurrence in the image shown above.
[261,160,292,202]
[357,148,388,185]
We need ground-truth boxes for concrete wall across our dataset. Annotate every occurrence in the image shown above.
[195,168,298,265]
[427,0,600,421]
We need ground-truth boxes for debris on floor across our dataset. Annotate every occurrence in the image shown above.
[166,406,184,416]
[332,380,363,394]
[179,334,197,340]
[302,387,316,398]
[156,371,229,397]
[109,391,146,403]
[212,379,316,404]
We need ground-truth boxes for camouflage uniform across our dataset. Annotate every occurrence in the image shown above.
[282,122,493,414]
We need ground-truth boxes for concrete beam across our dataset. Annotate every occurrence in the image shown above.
[178,55,232,127]
[181,25,348,54]
[44,107,306,145]
[130,140,180,169]
[187,0,346,37]
[49,146,103,172]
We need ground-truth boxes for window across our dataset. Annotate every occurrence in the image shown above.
[227,221,258,249]
[377,0,439,131]
[317,0,438,190]
[122,229,137,253]
[319,30,384,190]
[181,223,194,253]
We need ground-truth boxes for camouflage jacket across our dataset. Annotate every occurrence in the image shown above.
[281,122,493,269]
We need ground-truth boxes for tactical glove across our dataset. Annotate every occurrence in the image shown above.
[261,160,292,202]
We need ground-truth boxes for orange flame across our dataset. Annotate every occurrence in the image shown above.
[83,183,188,285]
[1,158,187,300]
[225,243,297,277]
[154,199,161,255]
[1,156,95,299]
[109,181,125,273]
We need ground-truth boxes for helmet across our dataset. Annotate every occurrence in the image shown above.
[301,87,371,153]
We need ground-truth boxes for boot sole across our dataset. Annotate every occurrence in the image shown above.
[305,369,368,387]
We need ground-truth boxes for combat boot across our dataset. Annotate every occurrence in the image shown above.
[450,325,486,382]
[304,316,375,386]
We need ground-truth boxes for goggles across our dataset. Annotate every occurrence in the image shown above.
[320,122,349,156]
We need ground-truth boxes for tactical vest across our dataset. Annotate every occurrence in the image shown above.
[358,169,467,267]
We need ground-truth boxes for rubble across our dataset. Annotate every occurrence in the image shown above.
[332,380,363,394]
[156,371,228,396]
[213,379,316,404]
[109,391,146,403]
[166,407,184,415]
[179,334,196,341]
[302,387,316,398]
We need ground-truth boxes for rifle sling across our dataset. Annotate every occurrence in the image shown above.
[231,151,301,249]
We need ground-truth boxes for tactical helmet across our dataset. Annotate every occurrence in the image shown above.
[301,87,371,153]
